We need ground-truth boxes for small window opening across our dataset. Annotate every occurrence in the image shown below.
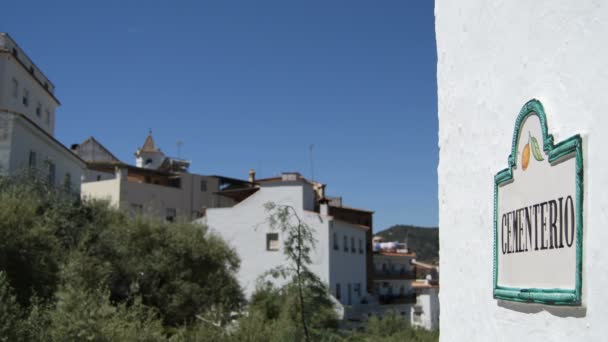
[266,233,279,251]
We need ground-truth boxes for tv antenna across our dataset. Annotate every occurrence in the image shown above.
[177,140,183,158]
[309,144,315,182]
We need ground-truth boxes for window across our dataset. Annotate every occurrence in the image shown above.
[351,237,355,253]
[145,158,153,165]
[64,173,71,192]
[333,232,338,250]
[343,236,348,252]
[335,283,341,300]
[47,161,55,184]
[12,78,18,98]
[354,283,362,297]
[166,208,176,222]
[359,239,363,254]
[266,233,279,251]
[22,89,29,107]
[36,102,41,117]
[200,180,207,192]
[45,110,50,125]
[28,150,36,168]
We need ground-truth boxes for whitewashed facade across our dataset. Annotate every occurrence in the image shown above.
[411,281,439,331]
[437,1,608,340]
[373,253,416,299]
[200,174,369,307]
[0,33,84,190]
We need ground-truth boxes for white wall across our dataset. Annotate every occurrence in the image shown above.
[437,1,608,340]
[329,219,368,305]
[81,178,121,207]
[204,182,367,306]
[0,113,13,172]
[6,113,83,191]
[412,289,439,331]
[205,182,326,298]
[0,54,57,135]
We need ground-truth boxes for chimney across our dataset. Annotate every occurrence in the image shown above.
[319,198,329,216]
[320,202,329,216]
[248,169,256,183]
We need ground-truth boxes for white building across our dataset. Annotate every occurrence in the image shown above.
[79,134,249,220]
[372,240,417,307]
[368,237,439,327]
[0,33,84,190]
[200,172,371,309]
[437,1,608,340]
[411,280,439,331]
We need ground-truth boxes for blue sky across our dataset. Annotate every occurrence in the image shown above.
[2,0,437,231]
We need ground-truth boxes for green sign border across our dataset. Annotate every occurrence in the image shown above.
[493,99,583,305]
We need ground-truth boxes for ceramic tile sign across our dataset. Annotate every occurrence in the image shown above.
[493,99,583,305]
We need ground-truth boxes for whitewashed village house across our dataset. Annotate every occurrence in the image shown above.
[371,237,417,315]
[0,33,85,190]
[78,133,252,220]
[199,172,374,314]
[411,278,439,330]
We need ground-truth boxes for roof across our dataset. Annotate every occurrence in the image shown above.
[0,109,85,165]
[411,260,437,269]
[86,161,171,177]
[411,281,440,289]
[79,136,121,162]
[256,174,320,187]
[329,205,374,214]
[330,218,371,231]
[210,175,254,185]
[215,187,259,202]
[140,133,160,153]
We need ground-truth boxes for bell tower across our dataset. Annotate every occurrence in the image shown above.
[135,131,165,169]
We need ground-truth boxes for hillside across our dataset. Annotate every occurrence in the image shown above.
[375,225,439,263]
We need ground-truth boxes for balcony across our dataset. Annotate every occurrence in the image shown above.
[373,269,416,280]
[378,294,417,305]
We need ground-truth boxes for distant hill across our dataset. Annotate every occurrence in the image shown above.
[375,225,439,263]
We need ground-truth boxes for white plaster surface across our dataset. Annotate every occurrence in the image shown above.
[437,1,608,340]
[412,288,440,331]
[202,181,368,306]
[1,112,83,191]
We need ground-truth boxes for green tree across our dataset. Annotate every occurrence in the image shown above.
[47,283,166,341]
[0,271,22,342]
[0,174,246,338]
